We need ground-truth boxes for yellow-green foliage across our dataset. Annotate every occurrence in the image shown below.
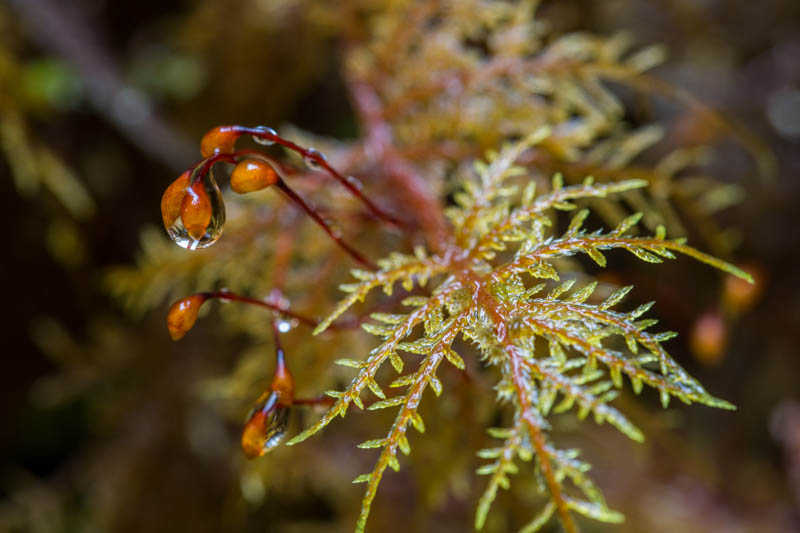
[288,132,748,532]
[108,1,761,532]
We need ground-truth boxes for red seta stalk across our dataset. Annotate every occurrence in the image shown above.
[165,288,358,341]
[269,318,293,403]
[267,318,335,408]
[208,290,317,328]
[185,149,377,268]
[202,289,356,331]
[274,180,375,268]
[200,125,403,227]
[237,126,403,228]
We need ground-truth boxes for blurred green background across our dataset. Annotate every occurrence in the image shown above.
[0,0,799,531]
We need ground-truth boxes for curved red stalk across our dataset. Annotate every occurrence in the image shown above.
[237,126,403,228]
[185,150,377,269]
[200,289,357,331]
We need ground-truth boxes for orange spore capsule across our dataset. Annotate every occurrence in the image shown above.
[723,263,765,317]
[241,391,290,459]
[200,125,238,158]
[690,310,727,366]
[180,180,213,240]
[241,410,271,459]
[270,363,294,402]
[166,294,207,340]
[230,159,279,194]
[160,170,191,228]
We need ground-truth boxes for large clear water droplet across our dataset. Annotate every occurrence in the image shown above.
[166,166,226,250]
[253,126,277,146]
[303,148,326,171]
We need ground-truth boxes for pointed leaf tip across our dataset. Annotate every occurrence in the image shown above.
[705,396,737,410]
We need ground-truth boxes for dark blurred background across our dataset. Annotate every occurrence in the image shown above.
[0,0,799,531]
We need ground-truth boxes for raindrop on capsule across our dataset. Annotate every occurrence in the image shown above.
[164,166,226,250]
[252,126,278,146]
[303,148,326,171]
[275,319,294,333]
[345,175,364,190]
[217,288,233,303]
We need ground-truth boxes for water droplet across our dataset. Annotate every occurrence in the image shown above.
[323,218,343,239]
[218,288,232,303]
[252,126,277,146]
[241,391,290,459]
[303,148,327,171]
[345,175,363,190]
[265,291,290,310]
[166,166,226,250]
[276,319,293,333]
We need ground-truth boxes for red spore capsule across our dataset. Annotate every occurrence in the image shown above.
[241,391,290,459]
[200,125,238,158]
[161,170,191,229]
[180,180,213,241]
[690,310,727,366]
[166,294,207,340]
[164,168,226,250]
[723,263,764,317]
[230,159,279,194]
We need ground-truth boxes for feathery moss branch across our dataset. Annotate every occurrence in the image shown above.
[287,132,749,532]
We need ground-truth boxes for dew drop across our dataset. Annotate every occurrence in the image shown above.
[266,291,290,310]
[303,148,327,171]
[324,218,343,239]
[218,288,232,303]
[276,319,295,333]
[166,166,226,250]
[252,125,278,146]
[345,175,363,190]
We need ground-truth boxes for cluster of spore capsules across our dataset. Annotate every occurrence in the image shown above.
[161,126,283,250]
[161,125,397,458]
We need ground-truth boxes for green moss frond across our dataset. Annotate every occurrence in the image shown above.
[313,253,449,335]
[293,133,746,532]
[118,3,766,531]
